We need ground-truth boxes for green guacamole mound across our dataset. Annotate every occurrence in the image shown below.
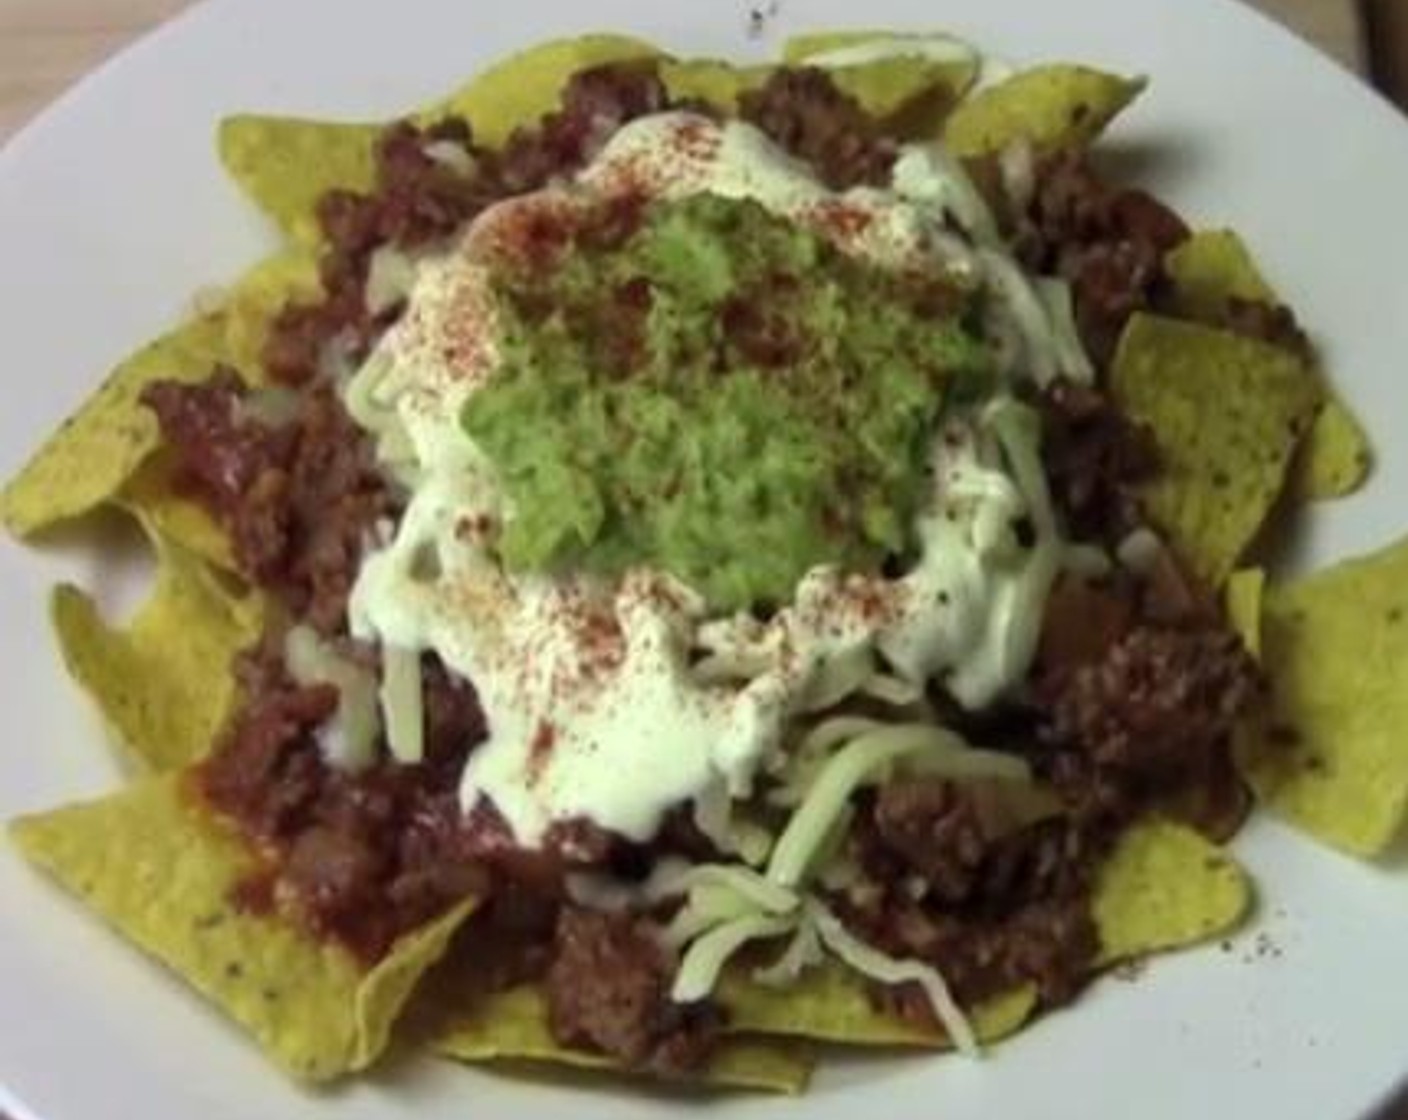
[462,192,989,610]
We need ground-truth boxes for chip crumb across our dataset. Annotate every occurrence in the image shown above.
[746,0,780,39]
[1112,959,1147,982]
[1244,932,1283,963]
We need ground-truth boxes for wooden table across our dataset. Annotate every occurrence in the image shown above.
[0,0,1380,141]
[0,1,1402,1118]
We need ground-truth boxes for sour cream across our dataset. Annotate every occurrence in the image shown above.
[345,112,1072,848]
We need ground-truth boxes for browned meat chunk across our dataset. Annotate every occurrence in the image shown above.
[871,779,991,904]
[145,378,394,634]
[1015,151,1190,365]
[1038,379,1158,541]
[545,908,721,1074]
[1037,624,1259,814]
[199,644,489,963]
[739,67,897,189]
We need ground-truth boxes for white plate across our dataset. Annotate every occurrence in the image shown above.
[1,0,1405,1117]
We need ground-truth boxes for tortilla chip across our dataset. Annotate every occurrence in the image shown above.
[1225,568,1266,659]
[118,454,233,570]
[836,58,970,128]
[433,982,812,1093]
[722,963,1036,1048]
[49,523,264,771]
[783,29,905,61]
[1236,536,1408,856]
[1164,229,1276,319]
[660,59,771,112]
[1291,398,1372,501]
[1110,313,1320,587]
[421,35,664,144]
[0,314,229,539]
[10,774,475,1080]
[666,53,964,137]
[218,116,379,245]
[220,248,323,374]
[1,249,317,543]
[113,248,320,565]
[1165,229,1372,502]
[220,37,665,246]
[944,65,1145,157]
[782,32,982,135]
[1094,817,1251,965]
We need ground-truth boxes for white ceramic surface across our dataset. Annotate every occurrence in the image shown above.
[1,1,1405,1117]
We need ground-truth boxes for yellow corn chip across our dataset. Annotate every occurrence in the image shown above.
[115,247,320,566]
[10,774,475,1080]
[1292,398,1372,501]
[433,982,812,1093]
[1164,229,1372,502]
[118,454,233,571]
[220,36,664,246]
[1110,313,1320,587]
[723,963,1036,1047]
[944,65,1145,157]
[784,28,971,68]
[420,34,664,144]
[49,521,264,771]
[220,248,322,375]
[1236,536,1408,856]
[661,59,771,112]
[783,29,913,61]
[0,314,229,539]
[835,58,969,128]
[218,117,380,246]
[781,31,982,136]
[652,53,967,136]
[1164,229,1276,318]
[1225,568,1266,659]
[1094,817,1251,965]
[1,248,318,543]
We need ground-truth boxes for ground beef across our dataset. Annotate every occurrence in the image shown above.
[199,642,491,962]
[545,908,721,1075]
[739,67,897,189]
[142,368,286,504]
[497,61,671,193]
[842,817,1099,1009]
[847,781,1101,1009]
[1014,151,1190,367]
[1037,379,1158,541]
[868,894,1099,1014]
[144,378,395,633]
[869,779,992,904]
[1035,624,1259,819]
[200,653,336,840]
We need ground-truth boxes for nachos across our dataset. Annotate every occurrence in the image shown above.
[3,30,1404,1093]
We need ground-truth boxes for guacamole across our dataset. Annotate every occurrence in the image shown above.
[462,193,988,609]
